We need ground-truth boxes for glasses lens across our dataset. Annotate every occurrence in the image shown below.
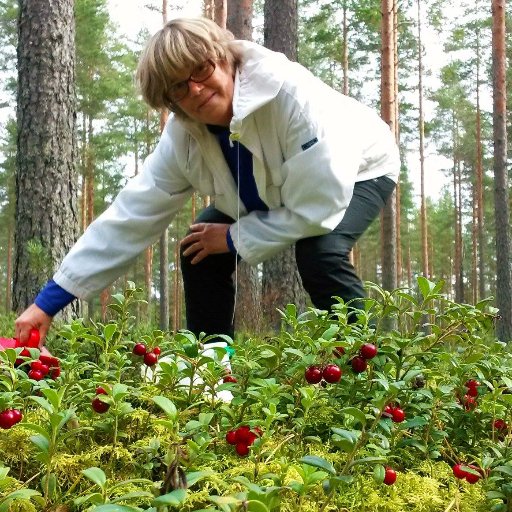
[169,82,188,103]
[168,60,215,103]
[191,60,215,82]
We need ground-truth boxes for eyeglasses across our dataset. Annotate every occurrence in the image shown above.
[167,59,216,103]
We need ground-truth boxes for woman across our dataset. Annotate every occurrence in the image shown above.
[15,17,399,344]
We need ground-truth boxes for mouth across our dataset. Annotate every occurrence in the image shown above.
[198,93,215,110]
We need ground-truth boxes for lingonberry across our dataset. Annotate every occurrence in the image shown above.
[493,419,507,430]
[466,386,478,397]
[465,465,480,484]
[235,443,250,456]
[0,410,16,429]
[322,364,342,383]
[26,328,40,348]
[153,346,162,356]
[333,346,345,357]
[10,409,23,424]
[304,365,323,384]
[383,404,394,418]
[223,375,237,383]
[95,386,108,395]
[132,343,147,356]
[91,397,110,414]
[143,352,158,366]
[383,467,397,485]
[350,356,368,373]
[360,343,378,360]
[452,464,467,479]
[235,425,252,444]
[28,369,44,381]
[391,407,406,423]
[226,430,237,445]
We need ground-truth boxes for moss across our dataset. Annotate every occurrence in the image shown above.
[5,500,37,512]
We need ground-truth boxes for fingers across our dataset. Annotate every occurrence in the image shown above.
[15,303,53,346]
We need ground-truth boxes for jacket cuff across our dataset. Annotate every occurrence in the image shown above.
[226,228,237,254]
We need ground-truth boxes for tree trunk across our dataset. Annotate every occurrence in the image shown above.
[262,0,306,329]
[14,0,79,313]
[6,223,12,314]
[227,0,253,40]
[226,0,261,333]
[417,0,428,279]
[491,0,512,340]
[379,0,397,293]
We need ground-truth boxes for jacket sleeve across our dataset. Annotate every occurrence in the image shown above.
[229,87,365,265]
[54,125,193,300]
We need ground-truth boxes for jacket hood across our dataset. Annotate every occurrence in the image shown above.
[177,41,289,138]
[229,41,289,129]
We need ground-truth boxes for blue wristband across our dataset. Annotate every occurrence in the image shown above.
[226,229,237,254]
[35,279,76,316]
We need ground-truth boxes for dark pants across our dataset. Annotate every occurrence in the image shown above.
[180,175,396,338]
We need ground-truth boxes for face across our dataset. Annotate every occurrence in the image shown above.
[176,59,234,127]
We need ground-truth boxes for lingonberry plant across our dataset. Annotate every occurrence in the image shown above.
[0,278,510,512]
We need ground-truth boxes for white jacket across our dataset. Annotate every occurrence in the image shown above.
[54,41,400,300]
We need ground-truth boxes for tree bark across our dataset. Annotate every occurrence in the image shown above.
[227,0,253,40]
[262,0,306,329]
[491,0,512,340]
[379,0,397,293]
[14,0,79,313]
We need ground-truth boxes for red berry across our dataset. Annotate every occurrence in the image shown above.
[383,467,397,485]
[351,356,368,373]
[392,407,406,423]
[226,430,237,445]
[452,464,467,479]
[466,386,478,397]
[360,343,378,360]
[383,405,394,418]
[132,343,147,356]
[465,465,480,484]
[50,367,61,379]
[39,354,59,368]
[463,395,477,411]
[223,375,237,383]
[322,364,342,383]
[95,386,108,395]
[25,329,40,348]
[304,365,323,384]
[465,379,480,389]
[30,360,44,371]
[91,397,110,414]
[235,425,252,444]
[28,369,44,381]
[0,410,16,429]
[143,352,158,366]
[493,419,507,430]
[235,443,250,456]
[333,346,345,357]
[153,346,162,356]
[10,409,23,424]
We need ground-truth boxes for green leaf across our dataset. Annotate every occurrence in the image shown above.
[186,470,214,487]
[349,456,387,468]
[91,505,141,512]
[373,465,385,483]
[247,500,270,512]
[82,467,107,489]
[28,396,53,415]
[152,489,187,506]
[0,489,41,512]
[417,276,434,299]
[494,465,512,477]
[340,407,367,425]
[299,455,336,475]
[152,396,177,420]
[30,434,49,454]
[20,423,51,440]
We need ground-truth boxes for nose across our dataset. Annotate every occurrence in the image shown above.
[188,80,205,96]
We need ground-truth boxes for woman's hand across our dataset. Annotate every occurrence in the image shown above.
[15,304,53,347]
[180,223,231,264]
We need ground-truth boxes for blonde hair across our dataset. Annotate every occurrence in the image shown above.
[136,17,239,116]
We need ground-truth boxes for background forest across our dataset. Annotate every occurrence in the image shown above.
[0,0,510,337]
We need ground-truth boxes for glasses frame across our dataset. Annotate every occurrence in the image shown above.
[167,59,216,104]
